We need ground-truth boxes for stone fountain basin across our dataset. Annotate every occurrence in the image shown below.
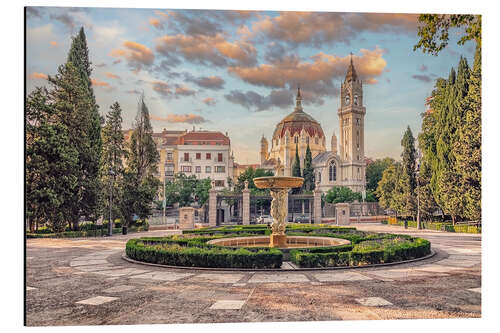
[253,176,304,189]
[207,235,350,249]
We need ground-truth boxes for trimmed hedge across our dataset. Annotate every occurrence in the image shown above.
[290,237,431,268]
[126,237,282,269]
[385,219,481,234]
[182,224,356,236]
[26,225,149,238]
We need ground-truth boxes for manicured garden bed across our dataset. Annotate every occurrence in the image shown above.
[26,224,149,238]
[125,224,431,269]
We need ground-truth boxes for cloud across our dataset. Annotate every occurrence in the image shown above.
[91,78,110,87]
[110,41,155,71]
[112,59,122,65]
[225,89,294,111]
[411,74,432,83]
[156,33,257,67]
[49,41,58,47]
[227,47,386,105]
[151,113,208,124]
[251,12,418,47]
[151,81,196,98]
[202,97,216,106]
[104,72,121,79]
[95,63,106,68]
[49,12,75,30]
[154,10,170,19]
[26,7,42,18]
[126,89,141,95]
[29,72,48,80]
[149,17,164,30]
[185,74,225,90]
[419,64,428,72]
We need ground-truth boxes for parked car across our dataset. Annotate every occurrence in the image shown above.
[294,215,310,223]
[257,215,273,224]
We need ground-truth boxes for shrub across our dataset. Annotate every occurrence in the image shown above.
[126,237,283,269]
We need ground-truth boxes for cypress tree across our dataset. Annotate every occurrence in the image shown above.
[292,144,301,178]
[302,143,315,191]
[399,126,417,219]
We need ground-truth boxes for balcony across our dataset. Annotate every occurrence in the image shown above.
[181,157,193,163]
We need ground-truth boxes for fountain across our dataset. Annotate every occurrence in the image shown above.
[253,175,303,247]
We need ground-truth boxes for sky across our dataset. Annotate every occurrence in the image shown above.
[25,7,476,164]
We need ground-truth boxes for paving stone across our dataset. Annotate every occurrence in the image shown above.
[76,296,118,305]
[209,300,246,310]
[94,268,150,277]
[436,259,479,267]
[188,273,244,284]
[26,286,37,290]
[131,271,193,282]
[248,273,309,283]
[366,269,435,280]
[414,265,466,273]
[232,283,247,287]
[310,282,323,285]
[70,259,109,267]
[355,297,393,307]
[313,272,372,282]
[75,264,123,272]
[281,262,295,269]
[468,287,481,293]
[104,285,136,293]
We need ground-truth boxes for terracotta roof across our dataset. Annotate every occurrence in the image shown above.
[176,131,230,145]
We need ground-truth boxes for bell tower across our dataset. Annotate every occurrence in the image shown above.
[338,54,366,191]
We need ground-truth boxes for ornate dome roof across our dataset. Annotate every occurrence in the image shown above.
[272,88,325,140]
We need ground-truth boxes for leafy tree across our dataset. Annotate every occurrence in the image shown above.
[164,173,200,207]
[414,14,481,55]
[302,143,315,191]
[26,88,78,232]
[453,45,481,221]
[365,157,395,193]
[399,126,417,219]
[194,178,212,206]
[324,186,362,204]
[376,162,403,214]
[235,167,273,193]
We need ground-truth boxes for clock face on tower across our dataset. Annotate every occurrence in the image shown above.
[345,95,350,105]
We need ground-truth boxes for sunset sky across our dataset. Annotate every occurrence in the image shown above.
[26,7,476,164]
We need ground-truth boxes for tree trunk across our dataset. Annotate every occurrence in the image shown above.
[452,215,456,225]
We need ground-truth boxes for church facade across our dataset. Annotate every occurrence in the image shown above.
[259,58,366,193]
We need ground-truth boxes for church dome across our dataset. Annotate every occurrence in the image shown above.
[272,88,325,140]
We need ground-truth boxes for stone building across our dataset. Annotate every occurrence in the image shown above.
[260,58,367,193]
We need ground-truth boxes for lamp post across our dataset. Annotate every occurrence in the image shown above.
[108,168,115,237]
[416,152,422,230]
[163,172,166,225]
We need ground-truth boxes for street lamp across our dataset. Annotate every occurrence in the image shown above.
[108,168,115,237]
[416,151,422,230]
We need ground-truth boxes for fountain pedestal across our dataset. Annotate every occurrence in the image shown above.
[254,176,304,248]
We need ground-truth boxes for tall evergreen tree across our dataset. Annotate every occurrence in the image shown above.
[302,143,315,191]
[119,94,160,226]
[100,102,126,221]
[376,162,403,215]
[399,126,417,219]
[26,87,79,232]
[66,27,102,226]
[291,144,302,194]
[454,45,481,220]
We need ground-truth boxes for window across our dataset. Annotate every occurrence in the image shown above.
[294,136,298,144]
[317,172,321,183]
[217,153,223,162]
[356,118,360,126]
[315,137,319,144]
[206,153,211,160]
[167,152,173,161]
[181,166,192,173]
[357,130,360,148]
[214,180,224,187]
[183,153,189,162]
[306,137,309,145]
[196,153,201,160]
[205,166,211,173]
[354,94,358,105]
[165,164,174,176]
[215,166,225,173]
[195,166,201,173]
[329,160,337,182]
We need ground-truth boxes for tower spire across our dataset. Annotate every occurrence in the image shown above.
[345,52,358,83]
[295,85,303,111]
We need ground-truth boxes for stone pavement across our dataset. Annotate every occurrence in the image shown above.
[25,224,481,325]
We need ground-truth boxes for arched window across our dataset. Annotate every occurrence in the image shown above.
[294,136,299,144]
[329,160,337,182]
